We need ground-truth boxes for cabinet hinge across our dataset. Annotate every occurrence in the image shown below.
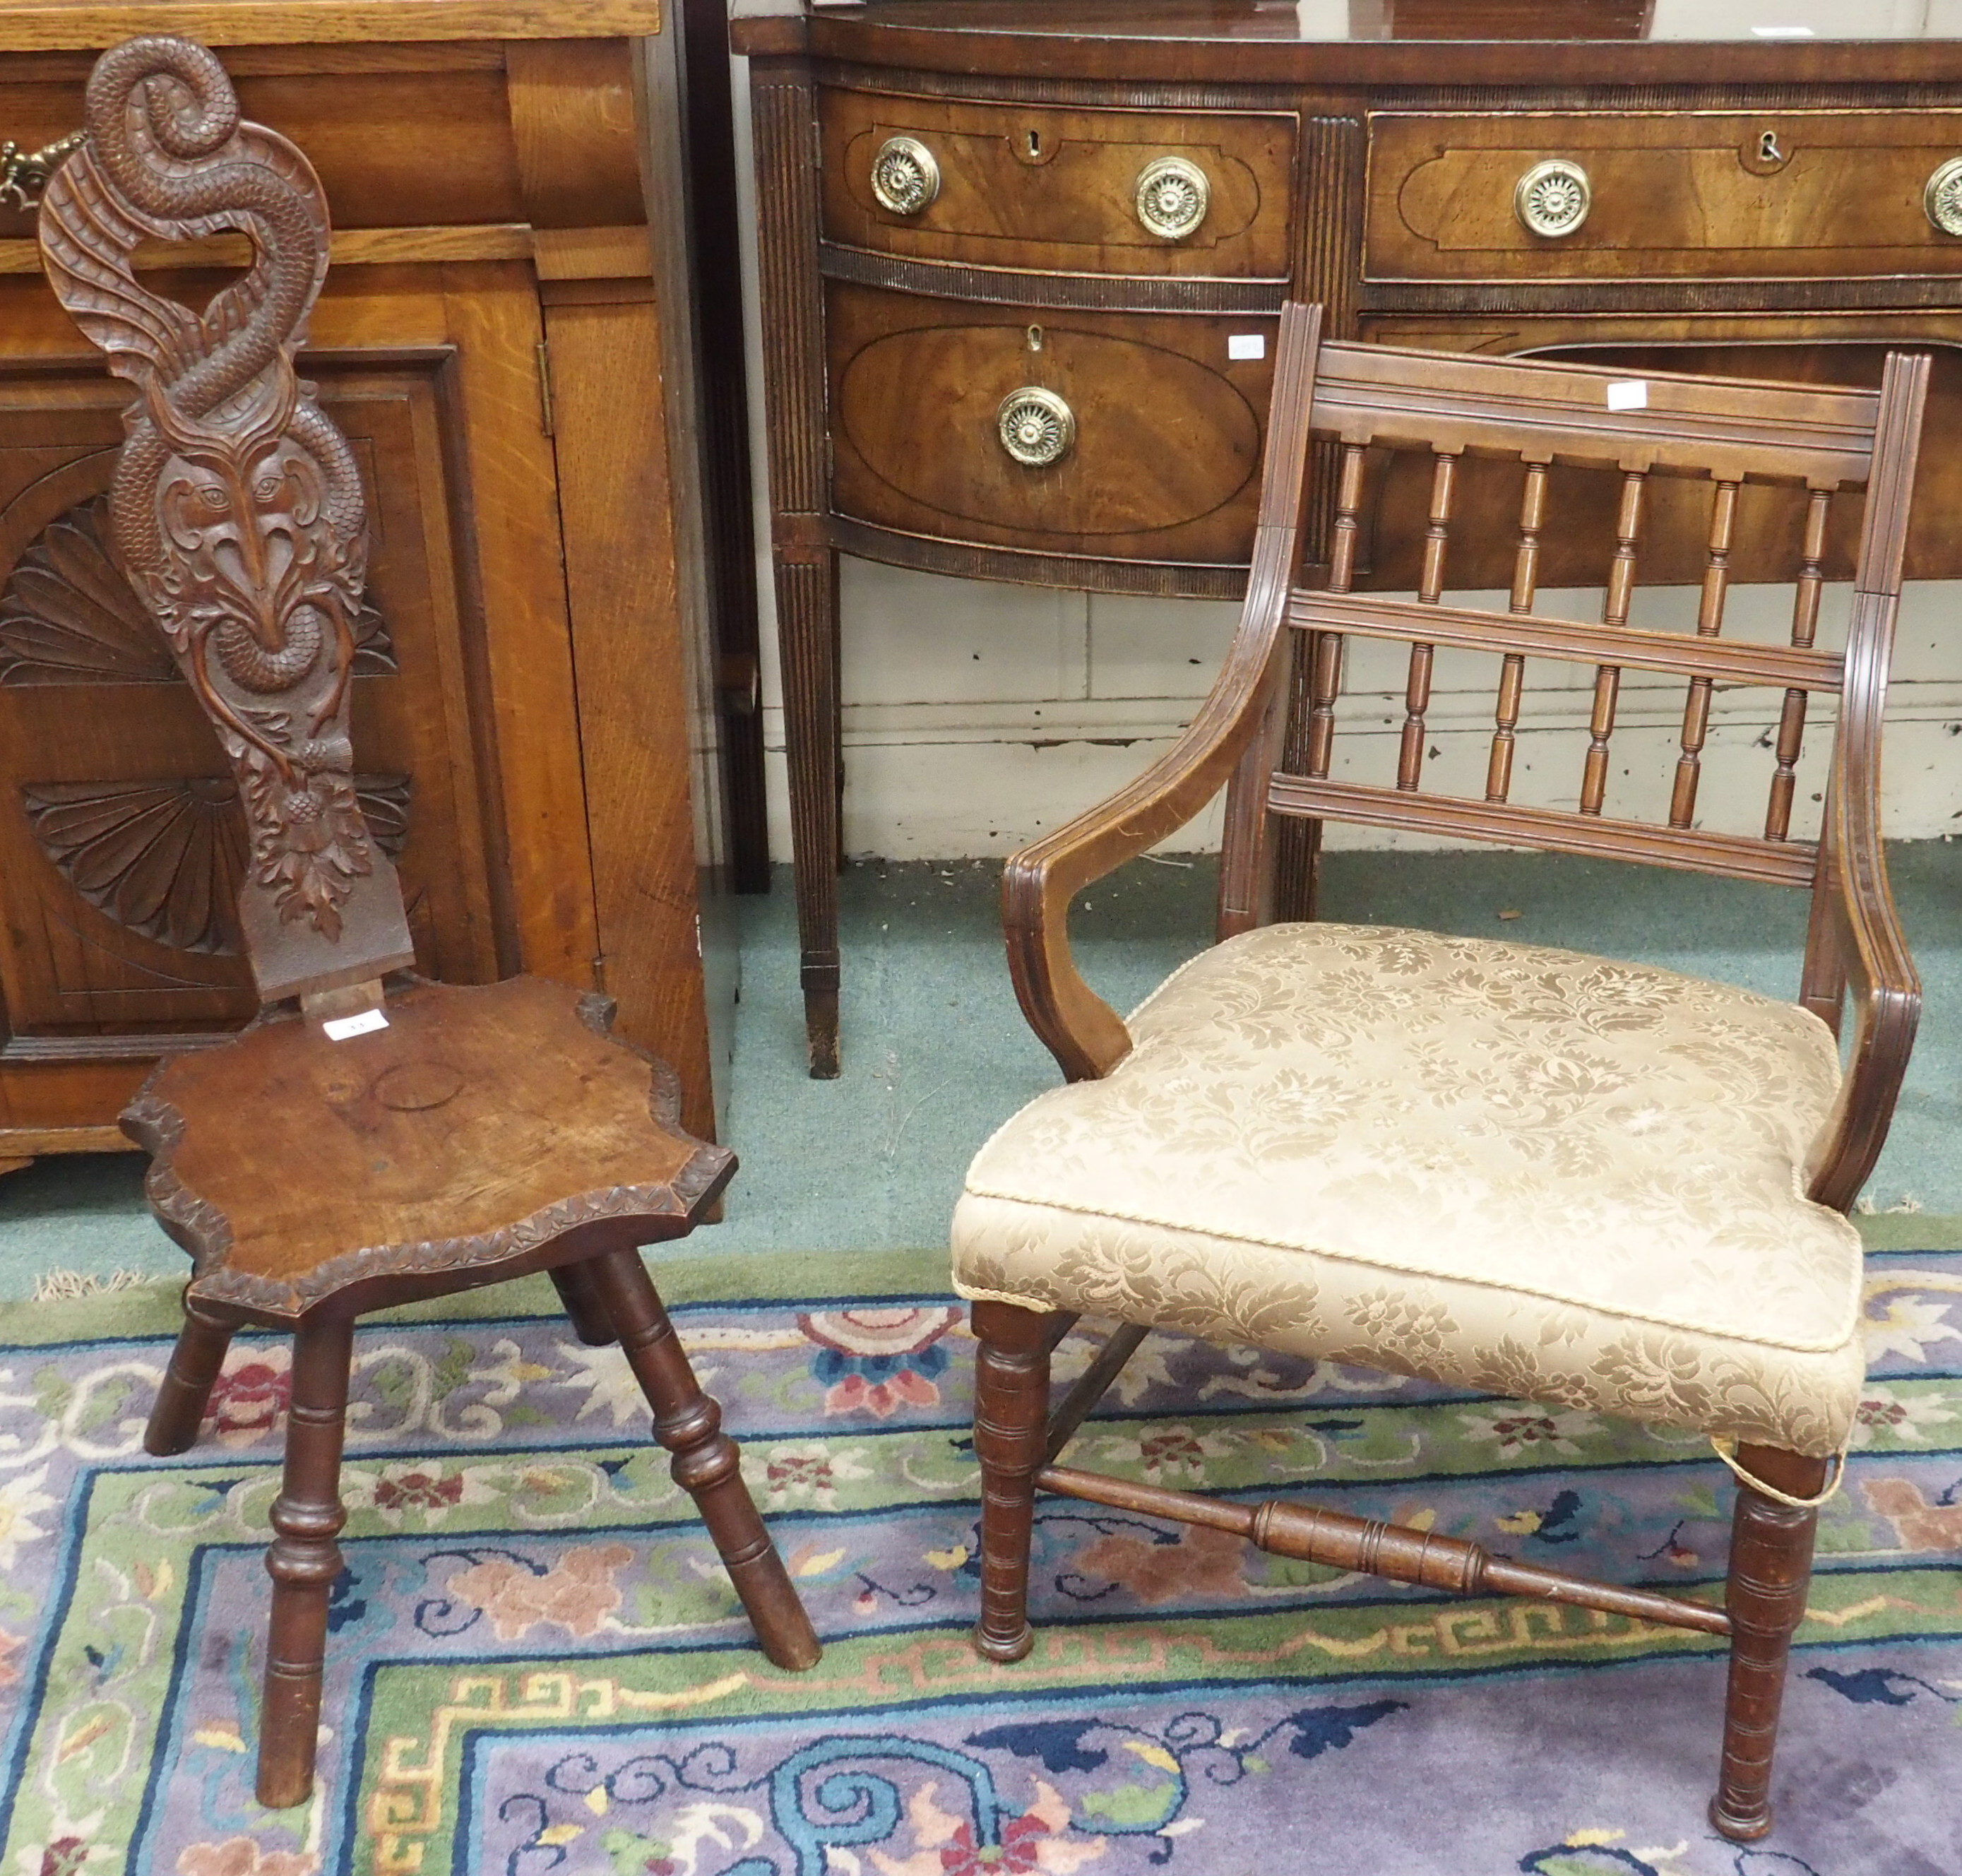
[535,339,555,437]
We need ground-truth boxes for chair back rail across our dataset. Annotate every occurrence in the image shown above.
[1253,331,1924,944]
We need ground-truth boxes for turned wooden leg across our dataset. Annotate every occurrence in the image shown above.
[551,1260,618,1346]
[586,1248,821,1670]
[145,1292,246,1456]
[1711,1442,1829,1841]
[257,1312,355,1810]
[971,1300,1054,1663]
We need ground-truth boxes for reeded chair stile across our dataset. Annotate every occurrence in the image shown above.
[956,302,1927,1842]
[35,35,819,1808]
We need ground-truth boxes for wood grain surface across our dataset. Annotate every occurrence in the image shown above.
[0,1,660,53]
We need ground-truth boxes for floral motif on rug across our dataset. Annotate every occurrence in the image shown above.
[0,1263,1957,1876]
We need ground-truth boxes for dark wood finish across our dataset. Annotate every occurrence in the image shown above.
[1036,1462,1733,1637]
[550,1258,619,1346]
[819,88,1295,278]
[969,1295,1051,1664]
[1042,1319,1146,1463]
[42,40,814,1810]
[1366,110,1962,283]
[143,1290,246,1454]
[827,287,1273,564]
[677,0,769,894]
[0,7,732,1167]
[751,56,843,1074]
[970,309,1926,1843]
[1712,1444,1831,1841]
[41,37,417,1002]
[258,1310,353,1810]
[735,0,1962,1074]
[587,1246,824,1669]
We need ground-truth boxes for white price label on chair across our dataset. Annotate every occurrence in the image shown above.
[322,1008,389,1041]
[1227,333,1266,360]
[1607,379,1648,412]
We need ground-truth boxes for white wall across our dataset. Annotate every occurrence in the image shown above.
[753,564,1962,858]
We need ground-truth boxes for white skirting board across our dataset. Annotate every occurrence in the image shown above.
[754,555,1962,862]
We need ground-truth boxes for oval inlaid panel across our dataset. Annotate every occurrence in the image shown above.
[838,323,1261,539]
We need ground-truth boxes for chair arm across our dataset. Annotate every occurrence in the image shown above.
[1001,300,1326,1082]
[1805,600,1921,1213]
[1003,595,1290,1080]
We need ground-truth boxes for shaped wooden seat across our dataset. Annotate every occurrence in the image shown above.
[129,976,730,1318]
[35,34,818,1811]
[958,304,1930,1845]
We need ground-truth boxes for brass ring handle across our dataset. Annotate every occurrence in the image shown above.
[1514,158,1591,238]
[1,130,83,211]
[1134,155,1211,240]
[1927,157,1962,235]
[870,135,940,217]
[997,386,1075,468]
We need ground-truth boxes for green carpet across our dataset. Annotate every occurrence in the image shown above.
[1,1246,1957,1876]
[7,848,1962,1297]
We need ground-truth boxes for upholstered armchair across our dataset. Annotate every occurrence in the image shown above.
[953,303,1927,1842]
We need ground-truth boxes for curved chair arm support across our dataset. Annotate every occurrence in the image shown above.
[1805,594,1921,1213]
[1002,304,1326,1081]
[1805,348,1927,1213]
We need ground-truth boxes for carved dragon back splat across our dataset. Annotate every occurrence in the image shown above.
[35,35,415,1002]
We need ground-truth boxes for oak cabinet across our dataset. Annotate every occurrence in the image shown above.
[0,4,731,1169]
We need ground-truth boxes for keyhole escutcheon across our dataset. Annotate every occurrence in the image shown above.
[1759,129,1783,165]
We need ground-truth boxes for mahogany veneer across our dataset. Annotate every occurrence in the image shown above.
[734,0,1962,1072]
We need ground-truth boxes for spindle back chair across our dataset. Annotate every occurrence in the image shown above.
[959,303,1928,1844]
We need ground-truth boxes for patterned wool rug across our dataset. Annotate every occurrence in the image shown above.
[0,1246,1957,1876]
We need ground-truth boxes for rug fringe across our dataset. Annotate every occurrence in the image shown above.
[31,1267,153,1301]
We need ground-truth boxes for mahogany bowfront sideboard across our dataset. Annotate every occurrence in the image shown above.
[734,0,1962,1075]
[0,0,739,1170]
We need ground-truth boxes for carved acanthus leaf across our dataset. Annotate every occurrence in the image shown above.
[0,494,395,687]
[22,773,410,955]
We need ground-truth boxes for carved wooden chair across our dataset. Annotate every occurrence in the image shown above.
[956,303,1928,1841]
[35,36,819,1810]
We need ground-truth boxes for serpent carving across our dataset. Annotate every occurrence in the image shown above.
[36,37,376,942]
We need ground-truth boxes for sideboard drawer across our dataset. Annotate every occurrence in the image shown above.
[826,285,1276,562]
[1368,110,1962,280]
[820,88,1295,278]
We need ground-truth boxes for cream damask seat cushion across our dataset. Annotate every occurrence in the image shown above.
[952,922,1863,1456]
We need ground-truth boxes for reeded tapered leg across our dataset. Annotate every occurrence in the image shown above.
[551,1259,618,1346]
[1711,1443,1829,1841]
[970,1300,1054,1663]
[774,546,843,1077]
[145,1292,247,1456]
[257,1313,355,1810]
[587,1248,820,1670]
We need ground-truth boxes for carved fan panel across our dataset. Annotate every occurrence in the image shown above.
[0,494,395,687]
[22,773,411,956]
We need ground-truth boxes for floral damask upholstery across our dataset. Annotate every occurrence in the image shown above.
[953,922,1862,1456]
